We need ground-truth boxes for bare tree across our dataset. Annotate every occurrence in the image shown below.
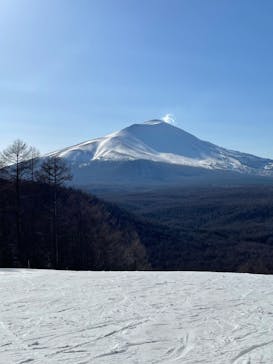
[0,139,32,182]
[0,140,32,260]
[37,156,72,186]
[28,146,40,181]
[0,159,7,179]
[37,156,72,268]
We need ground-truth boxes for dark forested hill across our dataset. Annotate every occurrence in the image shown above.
[97,186,273,274]
[0,179,148,270]
[2,178,273,274]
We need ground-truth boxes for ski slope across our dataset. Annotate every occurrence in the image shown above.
[1,269,273,363]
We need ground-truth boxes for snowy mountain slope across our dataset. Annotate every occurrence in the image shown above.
[1,269,273,364]
[50,120,273,186]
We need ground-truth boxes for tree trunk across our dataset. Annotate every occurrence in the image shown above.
[53,186,58,269]
[15,159,22,266]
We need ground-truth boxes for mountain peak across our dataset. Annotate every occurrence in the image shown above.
[51,119,273,185]
[143,119,165,125]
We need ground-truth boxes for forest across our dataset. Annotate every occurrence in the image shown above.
[0,140,148,270]
[98,185,273,274]
[2,139,273,274]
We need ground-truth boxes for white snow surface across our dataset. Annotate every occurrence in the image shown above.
[50,120,273,174]
[1,269,273,363]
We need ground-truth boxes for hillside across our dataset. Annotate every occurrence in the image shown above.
[0,179,148,270]
[98,186,273,274]
[2,178,273,273]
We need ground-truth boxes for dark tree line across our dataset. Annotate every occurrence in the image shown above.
[107,187,273,274]
[35,156,72,267]
[0,140,148,270]
[0,140,71,268]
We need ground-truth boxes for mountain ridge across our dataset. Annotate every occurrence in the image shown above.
[49,120,273,187]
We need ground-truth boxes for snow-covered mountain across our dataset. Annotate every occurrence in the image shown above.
[50,120,273,186]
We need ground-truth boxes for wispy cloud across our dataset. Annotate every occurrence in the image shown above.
[162,113,176,125]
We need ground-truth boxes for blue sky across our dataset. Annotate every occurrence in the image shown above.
[1,0,273,157]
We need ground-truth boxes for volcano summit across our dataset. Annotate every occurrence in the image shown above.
[50,120,273,187]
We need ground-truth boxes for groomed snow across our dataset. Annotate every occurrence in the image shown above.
[1,269,273,363]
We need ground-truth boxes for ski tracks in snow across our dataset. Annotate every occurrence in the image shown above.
[1,269,273,363]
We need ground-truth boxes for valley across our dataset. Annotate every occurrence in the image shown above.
[98,185,273,274]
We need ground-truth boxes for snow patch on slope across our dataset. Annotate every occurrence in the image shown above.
[50,120,273,175]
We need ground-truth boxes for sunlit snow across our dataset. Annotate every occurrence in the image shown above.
[1,269,273,363]
[49,120,273,175]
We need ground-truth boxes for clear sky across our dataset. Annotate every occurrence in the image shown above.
[1,0,273,157]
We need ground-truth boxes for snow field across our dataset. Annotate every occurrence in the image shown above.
[1,269,273,363]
